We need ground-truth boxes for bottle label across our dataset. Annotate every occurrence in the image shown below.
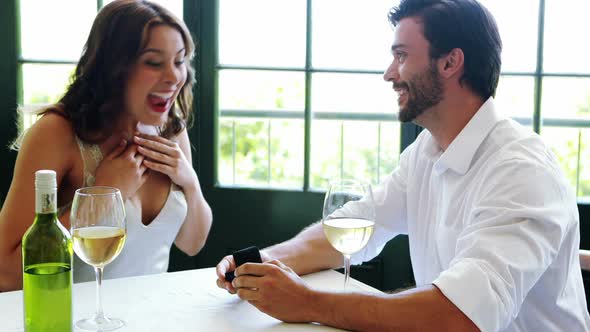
[36,189,57,214]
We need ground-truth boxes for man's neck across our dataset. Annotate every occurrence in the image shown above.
[415,90,485,151]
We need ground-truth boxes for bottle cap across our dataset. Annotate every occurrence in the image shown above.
[35,170,57,190]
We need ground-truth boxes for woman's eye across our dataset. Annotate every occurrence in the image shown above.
[145,60,162,67]
[175,60,185,66]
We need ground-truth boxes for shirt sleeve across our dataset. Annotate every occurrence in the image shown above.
[432,158,575,332]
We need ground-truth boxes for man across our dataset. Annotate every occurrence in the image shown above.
[216,0,590,331]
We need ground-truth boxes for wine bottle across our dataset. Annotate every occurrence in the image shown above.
[22,170,73,332]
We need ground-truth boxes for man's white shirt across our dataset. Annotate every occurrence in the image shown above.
[350,98,590,332]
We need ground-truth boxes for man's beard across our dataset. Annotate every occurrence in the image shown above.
[395,63,444,123]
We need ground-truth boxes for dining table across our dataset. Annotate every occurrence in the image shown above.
[0,267,380,331]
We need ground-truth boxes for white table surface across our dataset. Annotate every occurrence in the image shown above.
[1,267,380,331]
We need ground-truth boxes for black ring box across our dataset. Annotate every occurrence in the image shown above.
[225,246,262,282]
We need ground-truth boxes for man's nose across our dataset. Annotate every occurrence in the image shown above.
[383,61,399,82]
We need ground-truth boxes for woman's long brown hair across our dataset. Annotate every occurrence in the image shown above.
[55,0,196,143]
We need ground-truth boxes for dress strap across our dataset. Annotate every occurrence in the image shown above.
[73,136,104,187]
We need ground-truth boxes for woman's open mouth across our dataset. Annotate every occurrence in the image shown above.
[148,92,174,113]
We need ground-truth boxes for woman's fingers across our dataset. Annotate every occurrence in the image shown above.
[133,135,179,156]
[137,145,175,165]
[106,139,127,160]
[142,160,174,174]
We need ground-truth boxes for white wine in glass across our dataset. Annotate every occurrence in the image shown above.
[322,180,375,289]
[70,187,126,331]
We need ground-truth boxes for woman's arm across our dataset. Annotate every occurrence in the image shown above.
[134,129,212,256]
[0,113,76,291]
[172,129,212,256]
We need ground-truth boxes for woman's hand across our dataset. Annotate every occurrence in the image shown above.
[94,139,148,199]
[133,133,197,191]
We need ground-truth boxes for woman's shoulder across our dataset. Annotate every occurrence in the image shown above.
[12,106,80,186]
[20,106,77,157]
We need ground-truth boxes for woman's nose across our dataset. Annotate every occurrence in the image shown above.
[164,64,184,85]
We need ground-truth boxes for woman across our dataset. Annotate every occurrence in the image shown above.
[0,0,212,290]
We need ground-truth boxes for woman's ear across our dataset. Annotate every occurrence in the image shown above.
[439,48,464,79]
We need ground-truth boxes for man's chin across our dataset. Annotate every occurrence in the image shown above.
[398,108,416,123]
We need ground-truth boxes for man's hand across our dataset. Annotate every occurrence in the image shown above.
[215,250,271,293]
[231,260,316,323]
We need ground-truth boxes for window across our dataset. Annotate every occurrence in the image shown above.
[17,0,183,129]
[479,0,590,201]
[216,0,401,190]
[216,0,590,201]
[13,1,590,201]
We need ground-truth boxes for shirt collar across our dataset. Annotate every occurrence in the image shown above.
[431,97,503,175]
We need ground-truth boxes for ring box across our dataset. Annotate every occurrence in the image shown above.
[225,246,262,282]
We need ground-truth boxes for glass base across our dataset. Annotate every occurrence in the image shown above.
[76,316,124,331]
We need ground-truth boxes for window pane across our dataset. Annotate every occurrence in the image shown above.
[312,0,395,70]
[541,127,588,199]
[311,120,399,189]
[20,1,95,60]
[102,0,183,18]
[544,1,590,74]
[378,122,401,183]
[541,78,590,121]
[495,75,535,127]
[310,120,342,189]
[219,0,306,67]
[579,129,590,200]
[234,119,269,186]
[479,0,539,73]
[342,122,380,184]
[219,70,305,112]
[218,118,304,188]
[22,64,74,106]
[218,119,235,185]
[269,120,304,188]
[312,73,395,115]
[21,63,75,130]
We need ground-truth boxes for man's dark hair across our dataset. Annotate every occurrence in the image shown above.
[389,0,502,99]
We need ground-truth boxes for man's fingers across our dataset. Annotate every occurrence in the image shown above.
[216,278,236,293]
[216,255,236,279]
[235,262,273,277]
[232,275,261,290]
[236,288,260,301]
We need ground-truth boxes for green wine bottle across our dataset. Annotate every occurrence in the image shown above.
[22,170,73,332]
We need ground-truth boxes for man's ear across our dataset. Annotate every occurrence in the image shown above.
[438,48,464,79]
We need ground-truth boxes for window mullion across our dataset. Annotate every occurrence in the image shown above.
[303,0,313,191]
[533,0,545,134]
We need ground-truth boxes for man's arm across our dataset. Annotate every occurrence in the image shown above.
[216,222,343,291]
[232,261,479,331]
[262,222,343,275]
[309,284,479,332]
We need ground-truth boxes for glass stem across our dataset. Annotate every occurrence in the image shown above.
[94,266,106,321]
[343,254,351,290]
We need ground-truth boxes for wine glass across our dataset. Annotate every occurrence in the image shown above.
[322,179,375,289]
[70,187,127,331]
